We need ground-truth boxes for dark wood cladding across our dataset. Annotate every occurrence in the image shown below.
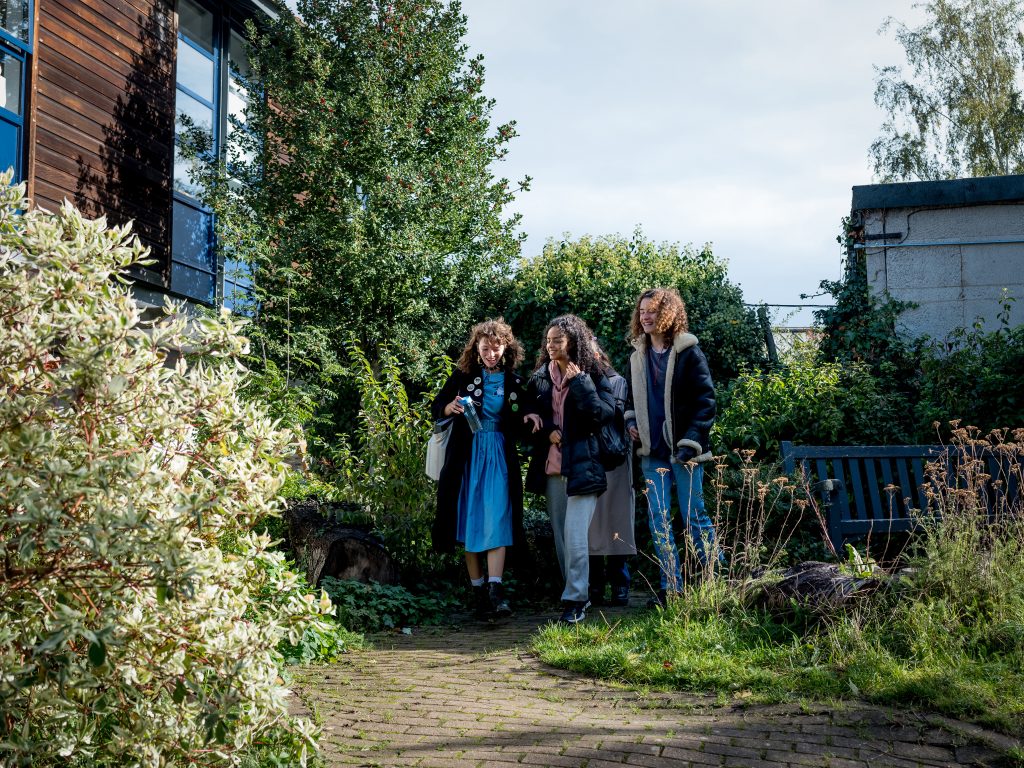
[31,0,176,287]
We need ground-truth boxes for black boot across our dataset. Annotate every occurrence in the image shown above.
[488,581,512,618]
[473,585,492,620]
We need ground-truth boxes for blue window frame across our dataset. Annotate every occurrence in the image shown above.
[0,0,31,182]
[172,0,254,310]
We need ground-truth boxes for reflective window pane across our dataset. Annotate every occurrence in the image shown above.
[172,201,215,271]
[177,40,214,103]
[0,53,21,114]
[0,118,18,175]
[0,0,30,44]
[171,263,215,304]
[177,0,213,54]
[176,88,213,136]
[228,30,250,81]
[173,145,203,196]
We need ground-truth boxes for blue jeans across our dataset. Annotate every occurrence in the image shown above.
[640,456,722,590]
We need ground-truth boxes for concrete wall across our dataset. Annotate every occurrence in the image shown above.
[852,176,1024,341]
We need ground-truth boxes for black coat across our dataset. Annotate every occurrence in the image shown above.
[430,366,528,555]
[525,365,616,497]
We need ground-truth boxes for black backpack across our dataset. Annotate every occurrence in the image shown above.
[593,372,629,470]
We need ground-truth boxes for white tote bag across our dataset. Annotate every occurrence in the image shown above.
[425,418,453,482]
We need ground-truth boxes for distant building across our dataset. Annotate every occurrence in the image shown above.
[2,0,276,311]
[851,175,1024,341]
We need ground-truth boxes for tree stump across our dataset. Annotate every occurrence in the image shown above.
[286,500,399,587]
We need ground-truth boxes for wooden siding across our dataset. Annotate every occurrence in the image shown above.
[30,0,176,287]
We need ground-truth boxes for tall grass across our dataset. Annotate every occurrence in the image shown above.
[535,427,1024,735]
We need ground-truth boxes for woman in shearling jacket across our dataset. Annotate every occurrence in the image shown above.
[525,314,615,624]
[625,287,723,606]
[432,318,530,619]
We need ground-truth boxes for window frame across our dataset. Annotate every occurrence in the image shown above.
[0,0,32,183]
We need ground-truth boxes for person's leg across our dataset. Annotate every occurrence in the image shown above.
[561,493,598,603]
[670,461,723,570]
[607,554,630,604]
[486,546,506,578]
[546,475,569,580]
[588,555,607,605]
[465,551,484,581]
[465,552,490,618]
[641,456,682,592]
[485,546,511,616]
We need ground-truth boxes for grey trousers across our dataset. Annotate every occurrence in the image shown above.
[546,475,599,603]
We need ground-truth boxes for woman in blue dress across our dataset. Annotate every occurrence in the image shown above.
[431,318,531,619]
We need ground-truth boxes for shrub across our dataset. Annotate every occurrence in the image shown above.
[324,342,458,581]
[320,577,461,633]
[0,175,332,766]
[490,231,767,382]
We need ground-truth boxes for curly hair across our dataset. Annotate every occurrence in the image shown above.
[533,314,599,373]
[455,317,524,373]
[629,287,689,341]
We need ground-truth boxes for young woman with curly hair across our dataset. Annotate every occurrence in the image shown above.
[525,314,616,624]
[431,318,531,619]
[625,288,723,606]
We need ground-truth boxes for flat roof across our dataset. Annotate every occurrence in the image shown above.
[852,174,1024,210]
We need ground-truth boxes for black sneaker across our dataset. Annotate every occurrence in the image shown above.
[559,600,588,624]
[646,589,667,609]
[609,585,630,606]
[488,582,512,618]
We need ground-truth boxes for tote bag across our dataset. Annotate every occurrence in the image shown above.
[425,418,453,481]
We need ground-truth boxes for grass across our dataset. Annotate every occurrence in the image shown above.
[535,427,1024,738]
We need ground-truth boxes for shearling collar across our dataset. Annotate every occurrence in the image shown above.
[630,331,698,355]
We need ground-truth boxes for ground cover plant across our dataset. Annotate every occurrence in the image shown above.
[534,428,1024,737]
[0,176,334,766]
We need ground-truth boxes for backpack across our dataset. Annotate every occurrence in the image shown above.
[593,371,629,470]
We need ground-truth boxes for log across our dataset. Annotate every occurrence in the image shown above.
[286,500,399,587]
[750,561,885,615]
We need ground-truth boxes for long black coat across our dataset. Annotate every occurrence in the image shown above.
[430,366,528,555]
[525,365,616,497]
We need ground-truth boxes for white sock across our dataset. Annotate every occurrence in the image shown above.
[470,577,485,587]
[487,576,502,584]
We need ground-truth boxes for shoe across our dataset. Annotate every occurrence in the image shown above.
[559,600,588,624]
[473,585,492,620]
[646,589,667,609]
[588,588,606,607]
[488,582,512,618]
[609,585,630,607]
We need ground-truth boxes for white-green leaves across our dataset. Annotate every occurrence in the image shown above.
[0,170,332,767]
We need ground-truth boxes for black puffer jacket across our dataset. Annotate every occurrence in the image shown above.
[430,366,528,555]
[525,365,616,497]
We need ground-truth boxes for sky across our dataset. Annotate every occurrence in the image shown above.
[458,1,927,327]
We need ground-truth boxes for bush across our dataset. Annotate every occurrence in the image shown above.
[489,231,767,382]
[0,175,332,766]
[323,342,459,581]
[714,342,912,460]
[321,577,461,633]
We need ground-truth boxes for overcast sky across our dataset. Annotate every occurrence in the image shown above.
[459,1,926,326]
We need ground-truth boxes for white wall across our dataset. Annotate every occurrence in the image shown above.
[861,203,1024,341]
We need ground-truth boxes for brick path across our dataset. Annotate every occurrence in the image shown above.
[290,603,1021,768]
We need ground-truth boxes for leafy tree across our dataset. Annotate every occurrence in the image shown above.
[871,0,1024,180]
[191,0,526,437]
[0,174,331,765]
[488,231,767,383]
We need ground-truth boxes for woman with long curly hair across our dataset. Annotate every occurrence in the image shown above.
[625,288,723,607]
[525,314,615,624]
[431,318,531,619]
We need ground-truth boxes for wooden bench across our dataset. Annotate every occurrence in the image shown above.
[781,442,945,553]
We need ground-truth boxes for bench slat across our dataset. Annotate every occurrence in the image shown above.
[846,458,867,521]
[896,458,914,515]
[863,458,884,519]
[784,445,942,459]
[911,457,928,512]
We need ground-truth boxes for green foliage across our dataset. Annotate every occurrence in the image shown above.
[915,294,1024,438]
[714,342,912,459]
[321,577,460,632]
[184,0,527,445]
[491,230,766,382]
[324,342,458,579]
[535,430,1024,737]
[871,0,1024,181]
[279,622,365,665]
[0,174,332,766]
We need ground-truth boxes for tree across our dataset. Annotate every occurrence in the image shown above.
[0,174,331,766]
[871,0,1024,181]
[193,0,527,435]
[488,231,767,384]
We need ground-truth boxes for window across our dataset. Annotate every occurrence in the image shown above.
[0,0,31,182]
[172,0,254,309]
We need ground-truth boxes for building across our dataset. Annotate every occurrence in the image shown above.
[1,0,275,310]
[851,175,1024,341]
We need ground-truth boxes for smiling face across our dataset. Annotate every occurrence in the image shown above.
[638,297,659,335]
[545,327,569,364]
[477,336,506,371]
